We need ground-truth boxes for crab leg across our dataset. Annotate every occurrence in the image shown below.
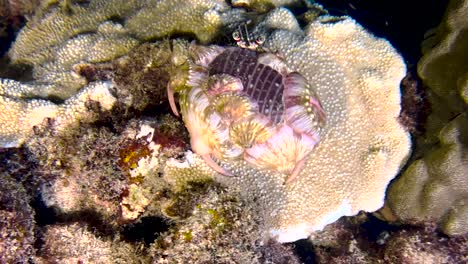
[286,156,307,183]
[201,154,234,176]
[167,82,179,117]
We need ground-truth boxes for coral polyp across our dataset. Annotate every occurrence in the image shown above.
[171,44,326,182]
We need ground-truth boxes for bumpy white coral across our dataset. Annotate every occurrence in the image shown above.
[8,0,241,101]
[126,0,231,43]
[176,8,410,243]
[0,80,57,148]
[0,80,116,148]
[240,11,409,242]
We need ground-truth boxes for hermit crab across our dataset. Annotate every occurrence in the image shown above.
[167,42,326,183]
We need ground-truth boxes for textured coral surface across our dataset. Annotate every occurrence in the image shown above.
[213,9,410,242]
[0,173,35,263]
[0,80,116,147]
[387,0,468,236]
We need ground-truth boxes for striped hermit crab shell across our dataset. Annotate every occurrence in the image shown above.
[168,44,326,183]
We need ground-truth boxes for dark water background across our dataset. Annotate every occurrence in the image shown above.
[315,0,447,64]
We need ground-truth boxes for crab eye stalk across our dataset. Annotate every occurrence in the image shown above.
[232,31,241,41]
[255,35,265,45]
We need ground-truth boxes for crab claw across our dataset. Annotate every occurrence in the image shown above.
[167,82,179,117]
[201,154,233,177]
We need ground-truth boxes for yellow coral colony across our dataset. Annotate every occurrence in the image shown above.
[217,9,411,243]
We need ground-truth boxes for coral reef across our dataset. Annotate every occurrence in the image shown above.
[30,23,138,98]
[8,1,142,98]
[33,119,167,226]
[306,216,467,263]
[416,0,468,141]
[23,112,297,262]
[112,41,182,112]
[387,113,468,236]
[35,222,143,263]
[0,172,36,263]
[125,0,232,44]
[6,0,244,101]
[0,0,244,147]
[0,80,116,148]
[150,184,301,263]
[2,0,464,262]
[28,111,188,222]
[171,7,410,242]
[241,9,410,242]
[8,0,143,64]
[387,0,468,237]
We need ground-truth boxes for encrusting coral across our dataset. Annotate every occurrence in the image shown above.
[0,0,245,147]
[8,0,144,64]
[26,113,299,261]
[150,184,301,263]
[31,22,139,99]
[8,1,142,96]
[11,17,138,98]
[6,0,243,101]
[0,80,116,148]
[416,0,468,140]
[125,0,233,44]
[169,7,410,242]
[419,0,468,98]
[237,12,410,242]
[0,173,36,263]
[36,223,143,263]
[386,0,468,237]
[387,114,468,236]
